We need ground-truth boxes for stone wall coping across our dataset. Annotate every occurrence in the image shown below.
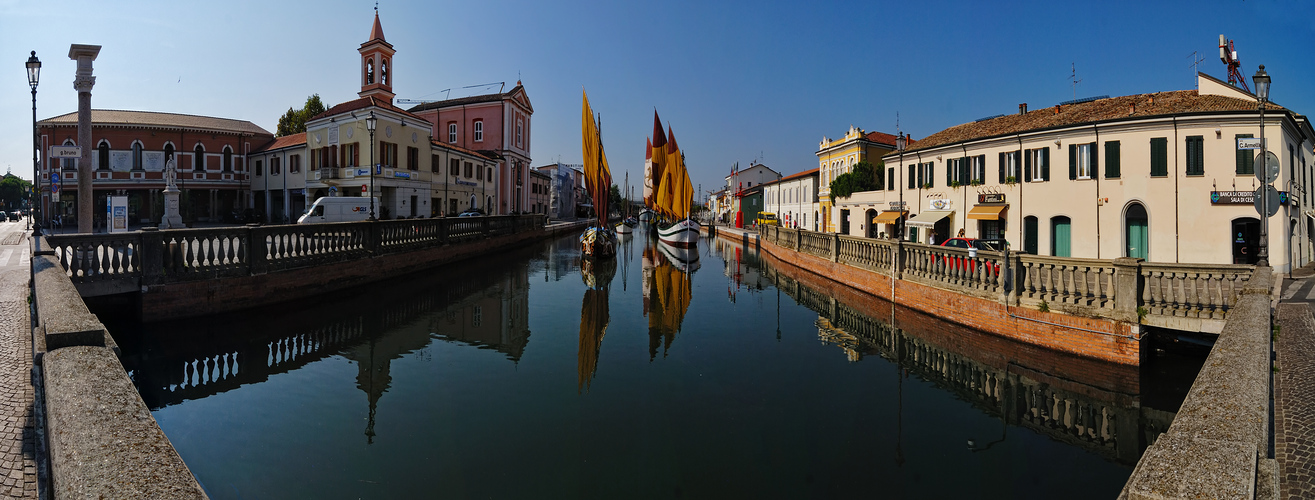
[31,254,117,355]
[43,346,207,499]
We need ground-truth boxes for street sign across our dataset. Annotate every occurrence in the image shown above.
[1255,185,1280,218]
[1256,151,1280,184]
[49,146,81,158]
[361,184,368,194]
[328,185,338,196]
[1237,137,1265,150]
[51,172,60,185]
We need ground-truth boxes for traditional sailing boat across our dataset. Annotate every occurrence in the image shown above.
[646,112,700,247]
[579,90,616,258]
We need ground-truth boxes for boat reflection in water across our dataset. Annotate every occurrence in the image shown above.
[577,256,616,391]
[642,236,697,359]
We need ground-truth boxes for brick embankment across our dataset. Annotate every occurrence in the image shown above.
[755,235,1140,365]
[1276,302,1315,499]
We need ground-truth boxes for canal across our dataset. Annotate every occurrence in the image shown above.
[106,232,1204,499]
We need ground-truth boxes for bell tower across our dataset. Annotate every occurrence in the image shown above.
[358,10,396,103]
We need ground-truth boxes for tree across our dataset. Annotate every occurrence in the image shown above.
[0,173,31,212]
[828,160,882,199]
[609,184,623,215]
[276,94,328,137]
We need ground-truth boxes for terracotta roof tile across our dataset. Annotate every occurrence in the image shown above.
[311,96,428,123]
[407,84,525,113]
[37,109,271,136]
[764,168,820,186]
[251,133,307,153]
[904,90,1282,154]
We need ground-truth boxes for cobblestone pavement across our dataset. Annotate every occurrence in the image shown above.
[0,221,35,499]
[1276,272,1315,499]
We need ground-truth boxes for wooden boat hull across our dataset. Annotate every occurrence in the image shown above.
[656,219,700,247]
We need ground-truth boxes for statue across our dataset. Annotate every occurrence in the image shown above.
[163,157,178,191]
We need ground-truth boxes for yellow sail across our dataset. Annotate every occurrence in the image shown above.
[581,90,611,225]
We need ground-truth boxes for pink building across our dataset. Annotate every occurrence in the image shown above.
[409,85,533,214]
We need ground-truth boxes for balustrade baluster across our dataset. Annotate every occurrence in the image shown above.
[1186,272,1201,317]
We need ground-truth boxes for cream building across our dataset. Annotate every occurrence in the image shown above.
[762,168,820,230]
[858,73,1315,270]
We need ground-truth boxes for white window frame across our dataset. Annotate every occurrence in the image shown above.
[473,120,484,142]
[1076,144,1092,179]
[516,118,523,147]
[1005,152,1018,179]
[971,156,985,183]
[1031,149,1046,181]
[448,123,457,143]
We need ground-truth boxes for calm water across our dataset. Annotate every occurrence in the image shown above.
[110,233,1200,499]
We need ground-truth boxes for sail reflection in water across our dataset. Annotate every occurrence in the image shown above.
[644,238,697,359]
[577,257,616,391]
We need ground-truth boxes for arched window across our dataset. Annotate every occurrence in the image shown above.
[98,141,110,171]
[366,59,374,85]
[1125,203,1148,259]
[132,142,143,170]
[223,146,233,172]
[62,140,76,170]
[163,143,174,162]
[381,59,389,86]
[194,145,205,171]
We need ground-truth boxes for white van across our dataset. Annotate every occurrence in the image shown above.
[297,197,380,224]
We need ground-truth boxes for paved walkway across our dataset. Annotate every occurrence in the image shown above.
[1274,262,1315,499]
[0,222,35,499]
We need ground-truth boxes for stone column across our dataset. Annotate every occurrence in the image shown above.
[1112,257,1144,323]
[69,44,100,234]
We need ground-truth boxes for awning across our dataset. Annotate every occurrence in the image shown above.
[906,210,954,228]
[872,210,905,224]
[966,204,1008,220]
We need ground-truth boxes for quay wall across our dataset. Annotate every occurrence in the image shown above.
[139,220,584,322]
[752,231,1141,365]
[30,245,207,498]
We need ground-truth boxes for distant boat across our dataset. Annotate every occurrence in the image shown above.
[580,90,615,259]
[616,173,637,235]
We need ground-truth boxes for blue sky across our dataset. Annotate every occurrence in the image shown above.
[2,0,1312,197]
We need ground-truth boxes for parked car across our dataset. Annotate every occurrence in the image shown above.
[458,208,485,217]
[939,237,1004,275]
[6,212,17,222]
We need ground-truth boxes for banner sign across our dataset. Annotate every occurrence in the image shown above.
[978,193,1006,204]
[1212,190,1291,205]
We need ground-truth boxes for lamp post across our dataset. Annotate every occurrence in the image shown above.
[26,51,41,234]
[366,111,377,220]
[1254,65,1271,266]
[896,132,906,240]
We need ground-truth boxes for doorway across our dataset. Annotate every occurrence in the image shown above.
[865,209,878,238]
[1232,217,1260,264]
[840,209,850,235]
[1125,203,1148,259]
[1051,216,1071,257]
[1023,216,1038,254]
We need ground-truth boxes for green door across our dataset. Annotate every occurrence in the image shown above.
[1126,204,1148,259]
[1024,216,1038,254]
[1051,216,1071,257]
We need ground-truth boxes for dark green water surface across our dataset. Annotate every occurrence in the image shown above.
[111,233,1201,499]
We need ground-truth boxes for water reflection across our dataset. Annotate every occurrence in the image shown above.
[577,257,616,391]
[118,247,535,429]
[721,239,1175,466]
[644,239,698,359]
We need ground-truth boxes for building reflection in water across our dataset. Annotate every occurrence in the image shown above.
[117,246,534,444]
[711,238,1177,466]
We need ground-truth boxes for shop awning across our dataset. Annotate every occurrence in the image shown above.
[872,210,905,224]
[967,204,1008,220]
[906,210,954,228]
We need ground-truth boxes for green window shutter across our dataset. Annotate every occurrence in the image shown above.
[978,155,987,182]
[1090,142,1099,179]
[927,162,934,187]
[1105,141,1121,178]
[999,152,1006,183]
[1236,134,1254,174]
[908,164,915,189]
[889,168,895,190]
[1151,138,1167,176]
[1069,144,1078,180]
[1024,149,1033,182]
[946,160,953,184]
[1041,148,1050,181]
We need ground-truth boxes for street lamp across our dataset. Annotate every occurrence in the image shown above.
[366,111,377,220]
[1254,65,1271,266]
[896,132,906,240]
[26,51,41,234]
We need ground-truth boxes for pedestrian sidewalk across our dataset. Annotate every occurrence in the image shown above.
[1274,263,1315,498]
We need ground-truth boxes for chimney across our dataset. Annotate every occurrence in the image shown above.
[1054,105,1061,115]
[1019,103,1028,114]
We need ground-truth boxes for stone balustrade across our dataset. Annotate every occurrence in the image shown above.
[760,225,1253,332]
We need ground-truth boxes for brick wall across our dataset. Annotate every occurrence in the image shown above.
[756,236,1142,366]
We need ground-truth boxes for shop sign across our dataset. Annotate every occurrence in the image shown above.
[394,171,411,179]
[1211,190,1292,205]
[888,201,906,210]
[978,193,1006,204]
[928,198,952,210]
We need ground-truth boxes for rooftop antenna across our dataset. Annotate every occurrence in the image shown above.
[1219,34,1251,92]
[1068,63,1082,101]
[1188,51,1206,90]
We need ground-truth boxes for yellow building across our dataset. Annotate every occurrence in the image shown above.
[816,126,900,232]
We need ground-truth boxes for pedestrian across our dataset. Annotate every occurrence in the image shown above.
[927,230,937,245]
[957,228,966,238]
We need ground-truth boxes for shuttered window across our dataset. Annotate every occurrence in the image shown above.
[1236,134,1255,174]
[1185,136,1204,175]
[1105,141,1121,178]
[1150,137,1168,177]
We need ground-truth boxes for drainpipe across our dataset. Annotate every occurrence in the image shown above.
[1016,134,1025,251]
[1093,124,1100,259]
[1173,116,1180,263]
[962,144,970,237]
